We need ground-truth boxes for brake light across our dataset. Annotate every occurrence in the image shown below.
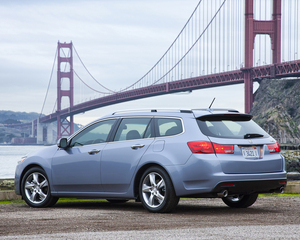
[267,142,280,153]
[187,141,214,153]
[187,141,234,154]
[212,143,234,154]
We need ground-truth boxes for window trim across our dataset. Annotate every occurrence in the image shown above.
[67,116,185,147]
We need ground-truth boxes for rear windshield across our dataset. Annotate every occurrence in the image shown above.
[197,114,269,139]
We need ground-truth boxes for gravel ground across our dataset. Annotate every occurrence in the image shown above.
[1,197,300,239]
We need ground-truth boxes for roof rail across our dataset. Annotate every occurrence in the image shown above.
[192,108,239,113]
[111,109,193,115]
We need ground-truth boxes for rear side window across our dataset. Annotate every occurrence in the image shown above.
[156,118,183,137]
[197,114,268,139]
[114,118,152,141]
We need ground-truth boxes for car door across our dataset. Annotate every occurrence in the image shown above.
[100,117,154,192]
[51,119,117,194]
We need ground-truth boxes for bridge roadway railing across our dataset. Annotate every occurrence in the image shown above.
[39,69,245,123]
[250,60,300,80]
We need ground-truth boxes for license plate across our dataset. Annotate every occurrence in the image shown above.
[241,147,259,159]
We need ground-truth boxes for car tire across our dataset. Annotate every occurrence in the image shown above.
[222,193,258,208]
[21,167,58,208]
[139,166,179,213]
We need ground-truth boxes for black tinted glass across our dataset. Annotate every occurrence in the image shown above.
[114,118,152,141]
[197,115,268,139]
[156,118,183,137]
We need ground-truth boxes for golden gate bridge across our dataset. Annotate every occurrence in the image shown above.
[6,0,300,144]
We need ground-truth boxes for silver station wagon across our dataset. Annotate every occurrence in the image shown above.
[15,109,287,213]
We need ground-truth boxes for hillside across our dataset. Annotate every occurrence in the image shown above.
[0,111,81,144]
[250,79,300,145]
[0,110,41,124]
[0,111,42,143]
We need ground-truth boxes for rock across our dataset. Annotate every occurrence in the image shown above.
[281,150,300,172]
[250,79,300,145]
[0,179,15,190]
[287,172,300,180]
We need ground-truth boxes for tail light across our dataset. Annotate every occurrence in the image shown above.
[187,141,234,154]
[187,141,214,153]
[267,142,280,153]
[212,143,234,154]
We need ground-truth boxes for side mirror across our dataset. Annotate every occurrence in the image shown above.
[57,138,68,149]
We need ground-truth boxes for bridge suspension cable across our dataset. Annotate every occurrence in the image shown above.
[73,45,116,93]
[39,47,58,117]
[73,70,114,94]
[117,0,235,92]
[119,0,205,92]
[149,0,227,87]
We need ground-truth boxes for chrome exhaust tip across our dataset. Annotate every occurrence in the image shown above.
[217,190,228,198]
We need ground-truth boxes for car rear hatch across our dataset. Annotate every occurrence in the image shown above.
[195,113,283,174]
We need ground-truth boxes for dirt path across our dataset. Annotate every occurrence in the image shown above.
[1,197,299,237]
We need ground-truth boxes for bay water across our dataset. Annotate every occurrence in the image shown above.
[0,145,46,179]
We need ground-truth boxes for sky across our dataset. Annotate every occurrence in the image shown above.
[0,0,258,125]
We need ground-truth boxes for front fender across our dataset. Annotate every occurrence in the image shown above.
[15,145,58,195]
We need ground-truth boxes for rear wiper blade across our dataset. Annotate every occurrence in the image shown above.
[244,133,264,139]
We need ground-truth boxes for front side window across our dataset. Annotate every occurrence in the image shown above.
[156,118,183,137]
[114,118,152,141]
[197,114,268,139]
[70,119,116,147]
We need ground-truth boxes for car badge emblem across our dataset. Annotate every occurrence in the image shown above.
[248,139,253,144]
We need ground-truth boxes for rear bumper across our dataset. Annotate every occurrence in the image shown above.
[212,179,287,195]
[181,178,287,198]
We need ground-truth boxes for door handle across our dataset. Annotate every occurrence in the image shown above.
[88,149,101,155]
[131,144,145,149]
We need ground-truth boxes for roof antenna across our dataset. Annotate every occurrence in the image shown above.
[208,98,215,109]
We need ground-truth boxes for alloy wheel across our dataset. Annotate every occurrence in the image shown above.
[24,172,49,205]
[141,172,166,208]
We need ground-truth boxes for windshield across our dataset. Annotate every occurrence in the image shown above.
[197,115,269,139]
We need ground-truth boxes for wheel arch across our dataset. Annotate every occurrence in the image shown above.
[133,163,172,201]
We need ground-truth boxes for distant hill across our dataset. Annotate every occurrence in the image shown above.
[0,110,43,124]
[0,110,81,144]
[0,111,42,143]
[250,79,300,145]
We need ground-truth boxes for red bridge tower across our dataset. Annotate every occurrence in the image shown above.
[244,0,281,113]
[57,42,74,139]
